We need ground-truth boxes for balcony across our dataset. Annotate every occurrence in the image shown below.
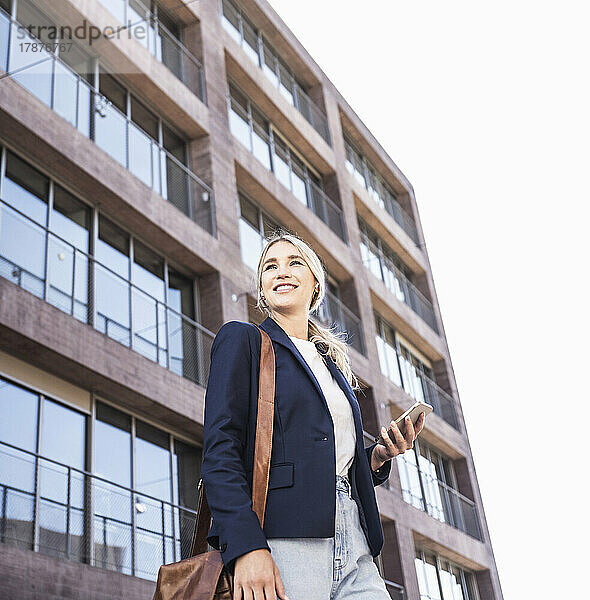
[0,198,215,388]
[228,92,346,242]
[222,0,331,145]
[96,0,206,102]
[0,440,197,581]
[362,232,438,333]
[0,7,215,236]
[435,480,482,540]
[315,289,365,355]
[345,139,419,246]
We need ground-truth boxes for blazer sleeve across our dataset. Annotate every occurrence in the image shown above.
[365,442,392,486]
[201,321,270,572]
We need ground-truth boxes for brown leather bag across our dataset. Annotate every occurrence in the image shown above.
[152,325,275,600]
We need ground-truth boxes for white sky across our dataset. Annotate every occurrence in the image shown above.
[267,2,590,598]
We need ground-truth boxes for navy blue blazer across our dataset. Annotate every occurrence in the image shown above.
[201,316,391,572]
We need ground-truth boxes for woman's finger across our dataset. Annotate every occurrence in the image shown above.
[415,412,425,436]
[386,420,406,449]
[404,416,415,447]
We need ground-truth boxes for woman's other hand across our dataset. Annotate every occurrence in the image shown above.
[233,548,289,600]
[372,411,426,469]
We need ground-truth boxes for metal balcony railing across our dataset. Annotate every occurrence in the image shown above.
[0,8,215,236]
[434,479,483,540]
[0,198,215,387]
[315,290,364,355]
[96,0,206,102]
[228,94,346,242]
[0,440,198,581]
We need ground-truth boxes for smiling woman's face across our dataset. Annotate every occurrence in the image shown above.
[260,240,316,315]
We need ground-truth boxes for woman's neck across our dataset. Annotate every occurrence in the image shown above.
[271,313,308,340]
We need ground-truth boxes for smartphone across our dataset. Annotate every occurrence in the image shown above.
[375,401,433,446]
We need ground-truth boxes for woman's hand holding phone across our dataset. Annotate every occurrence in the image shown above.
[371,411,426,470]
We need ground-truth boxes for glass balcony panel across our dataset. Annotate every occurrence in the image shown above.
[271,145,291,190]
[291,170,307,205]
[94,99,127,167]
[8,23,53,106]
[239,218,262,273]
[128,122,154,187]
[0,203,46,297]
[252,126,271,170]
[229,104,252,151]
[52,60,80,128]
[132,288,160,362]
[159,26,183,80]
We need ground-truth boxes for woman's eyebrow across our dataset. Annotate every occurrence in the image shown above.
[262,255,302,267]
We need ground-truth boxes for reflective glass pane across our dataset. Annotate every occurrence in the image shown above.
[39,399,86,507]
[0,378,38,494]
[94,98,127,166]
[97,0,125,23]
[94,403,132,524]
[221,0,241,43]
[272,145,291,190]
[129,122,154,187]
[229,105,251,150]
[0,8,9,72]
[53,60,80,128]
[8,22,53,106]
[239,217,262,272]
[262,45,278,87]
[96,217,130,344]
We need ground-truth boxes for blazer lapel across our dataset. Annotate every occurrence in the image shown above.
[259,317,365,451]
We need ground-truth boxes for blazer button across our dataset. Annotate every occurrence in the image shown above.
[322,436,328,441]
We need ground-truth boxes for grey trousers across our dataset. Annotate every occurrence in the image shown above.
[267,474,390,600]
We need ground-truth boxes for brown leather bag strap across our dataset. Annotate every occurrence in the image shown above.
[190,325,275,557]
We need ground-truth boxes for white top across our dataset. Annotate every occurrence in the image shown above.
[288,335,356,477]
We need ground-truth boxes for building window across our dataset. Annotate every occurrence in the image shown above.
[415,549,480,600]
[220,0,330,144]
[0,374,202,581]
[238,192,280,273]
[0,148,212,386]
[0,376,87,561]
[94,401,201,578]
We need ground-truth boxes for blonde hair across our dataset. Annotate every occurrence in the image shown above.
[255,230,360,391]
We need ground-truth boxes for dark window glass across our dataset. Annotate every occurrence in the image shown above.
[0,0,11,14]
[0,378,38,550]
[167,268,197,380]
[239,193,259,230]
[99,71,127,113]
[172,439,201,559]
[162,124,186,164]
[167,269,194,319]
[130,96,159,140]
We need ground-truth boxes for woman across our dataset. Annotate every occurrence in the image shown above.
[201,231,425,600]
